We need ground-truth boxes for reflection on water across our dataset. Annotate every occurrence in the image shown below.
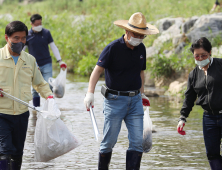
[22,73,210,170]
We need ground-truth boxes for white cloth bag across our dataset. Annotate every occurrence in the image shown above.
[34,99,81,162]
[48,68,67,98]
[142,107,152,153]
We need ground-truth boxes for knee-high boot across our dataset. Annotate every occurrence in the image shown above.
[209,158,222,170]
[0,155,10,170]
[33,96,40,107]
[10,156,22,170]
[126,150,143,170]
[98,152,112,170]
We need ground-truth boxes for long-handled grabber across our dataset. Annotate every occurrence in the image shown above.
[89,105,100,141]
[0,89,42,113]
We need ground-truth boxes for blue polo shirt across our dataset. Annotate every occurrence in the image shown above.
[26,28,53,66]
[97,35,146,91]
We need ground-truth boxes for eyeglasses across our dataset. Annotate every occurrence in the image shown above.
[194,54,209,60]
[10,36,26,43]
[130,32,147,39]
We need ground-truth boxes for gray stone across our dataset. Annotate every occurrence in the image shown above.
[165,81,187,97]
[186,13,222,43]
[144,72,155,87]
[146,46,158,58]
[212,46,222,57]
[182,16,198,33]
[156,17,183,33]
[175,42,186,54]
[153,23,182,48]
[172,34,183,46]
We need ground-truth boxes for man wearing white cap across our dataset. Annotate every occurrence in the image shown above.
[84,12,159,169]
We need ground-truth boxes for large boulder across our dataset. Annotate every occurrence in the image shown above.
[175,42,186,54]
[165,80,187,97]
[212,45,222,57]
[186,13,222,43]
[144,71,155,87]
[156,17,183,33]
[182,16,198,33]
[146,46,158,58]
[153,18,183,49]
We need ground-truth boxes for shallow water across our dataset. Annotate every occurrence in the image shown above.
[22,74,210,170]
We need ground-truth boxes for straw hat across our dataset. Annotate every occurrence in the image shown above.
[114,12,159,35]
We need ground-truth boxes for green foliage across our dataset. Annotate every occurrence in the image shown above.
[147,55,174,78]
[159,40,174,54]
[75,53,98,76]
[211,33,222,47]
[147,44,195,79]
[0,0,215,75]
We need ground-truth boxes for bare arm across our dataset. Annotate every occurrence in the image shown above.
[140,70,145,93]
[88,65,105,93]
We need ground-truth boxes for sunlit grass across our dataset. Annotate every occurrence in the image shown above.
[0,0,215,74]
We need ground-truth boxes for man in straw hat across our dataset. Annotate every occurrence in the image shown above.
[84,12,159,169]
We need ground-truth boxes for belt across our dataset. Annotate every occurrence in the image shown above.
[108,89,140,97]
[204,110,222,115]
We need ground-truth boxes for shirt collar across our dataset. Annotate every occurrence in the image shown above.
[198,57,213,70]
[30,28,43,35]
[3,44,25,61]
[120,34,128,49]
[120,34,139,50]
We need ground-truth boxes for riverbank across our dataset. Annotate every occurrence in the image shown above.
[0,0,214,75]
[0,0,220,99]
[145,12,222,98]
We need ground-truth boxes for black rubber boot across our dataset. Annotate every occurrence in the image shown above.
[98,152,112,170]
[33,96,40,107]
[126,150,143,170]
[0,155,10,170]
[209,159,222,170]
[10,156,22,170]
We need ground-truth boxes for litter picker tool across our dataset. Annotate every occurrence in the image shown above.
[0,89,41,113]
[89,105,100,141]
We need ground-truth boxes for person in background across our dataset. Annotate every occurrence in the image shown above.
[84,12,159,169]
[177,37,222,170]
[23,14,67,107]
[0,21,53,169]
[210,0,222,12]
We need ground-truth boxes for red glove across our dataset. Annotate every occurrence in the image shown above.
[142,98,150,106]
[59,61,67,69]
[177,121,186,135]
[0,88,3,97]
[47,95,54,99]
[141,93,150,106]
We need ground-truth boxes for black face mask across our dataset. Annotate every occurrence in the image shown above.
[9,39,25,54]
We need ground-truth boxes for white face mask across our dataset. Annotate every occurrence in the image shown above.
[32,25,43,32]
[195,57,210,68]
[128,36,143,46]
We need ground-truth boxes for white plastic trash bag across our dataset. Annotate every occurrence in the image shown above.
[34,99,81,162]
[48,68,67,98]
[142,107,152,153]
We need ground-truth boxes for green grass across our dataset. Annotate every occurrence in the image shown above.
[0,0,215,75]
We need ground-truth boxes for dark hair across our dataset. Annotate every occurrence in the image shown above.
[190,37,212,53]
[30,14,42,23]
[5,21,28,37]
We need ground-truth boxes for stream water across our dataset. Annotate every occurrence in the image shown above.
[21,74,210,170]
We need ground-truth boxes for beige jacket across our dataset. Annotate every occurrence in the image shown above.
[0,45,52,115]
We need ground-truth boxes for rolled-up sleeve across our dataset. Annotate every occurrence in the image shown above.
[180,71,197,118]
[32,60,52,99]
